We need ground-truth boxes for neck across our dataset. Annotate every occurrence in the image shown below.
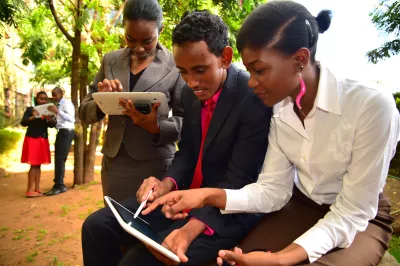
[291,63,320,115]
[218,68,228,91]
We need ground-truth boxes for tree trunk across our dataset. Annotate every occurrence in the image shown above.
[80,53,89,154]
[84,122,101,183]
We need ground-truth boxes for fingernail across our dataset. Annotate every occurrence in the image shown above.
[166,213,171,218]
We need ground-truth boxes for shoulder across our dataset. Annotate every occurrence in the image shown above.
[338,78,396,114]
[103,48,129,64]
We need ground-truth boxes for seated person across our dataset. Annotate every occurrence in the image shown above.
[81,10,272,266]
[143,2,400,266]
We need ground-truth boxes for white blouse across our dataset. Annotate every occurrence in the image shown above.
[222,66,400,262]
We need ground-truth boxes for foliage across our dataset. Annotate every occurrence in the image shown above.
[389,234,400,262]
[17,4,71,86]
[159,0,266,61]
[0,108,18,129]
[0,0,26,37]
[367,0,400,63]
[0,128,23,169]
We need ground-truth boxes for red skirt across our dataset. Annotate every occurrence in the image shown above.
[21,136,51,165]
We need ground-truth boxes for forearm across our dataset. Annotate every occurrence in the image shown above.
[182,219,206,242]
[204,188,227,210]
[276,243,308,265]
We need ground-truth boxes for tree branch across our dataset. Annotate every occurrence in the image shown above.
[107,2,126,33]
[48,0,74,43]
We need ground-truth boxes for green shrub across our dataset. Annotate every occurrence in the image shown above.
[389,235,400,262]
[0,128,23,154]
[0,128,24,168]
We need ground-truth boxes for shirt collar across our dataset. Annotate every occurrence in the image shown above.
[59,97,66,105]
[275,64,342,117]
[204,87,222,108]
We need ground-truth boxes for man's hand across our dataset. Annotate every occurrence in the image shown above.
[43,115,53,122]
[119,99,160,135]
[217,248,280,266]
[98,78,123,92]
[136,176,175,204]
[146,219,206,264]
[47,105,58,114]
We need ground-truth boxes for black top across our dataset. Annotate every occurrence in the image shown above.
[129,69,146,92]
[20,107,57,138]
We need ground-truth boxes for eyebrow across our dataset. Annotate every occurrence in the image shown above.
[125,33,153,42]
[247,60,263,67]
[176,65,208,71]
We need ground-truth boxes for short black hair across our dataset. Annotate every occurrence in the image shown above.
[237,1,332,62]
[52,87,63,95]
[172,10,229,57]
[35,91,47,106]
[123,0,163,31]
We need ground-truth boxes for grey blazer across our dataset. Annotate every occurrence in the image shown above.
[79,44,185,160]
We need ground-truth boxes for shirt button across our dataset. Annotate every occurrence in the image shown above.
[121,120,125,124]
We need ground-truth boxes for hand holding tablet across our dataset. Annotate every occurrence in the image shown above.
[33,103,56,117]
[104,196,180,263]
[92,92,169,116]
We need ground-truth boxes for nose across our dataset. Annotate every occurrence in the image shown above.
[135,44,145,53]
[248,76,258,89]
[187,74,200,89]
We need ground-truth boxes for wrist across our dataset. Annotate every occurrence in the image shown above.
[162,178,175,193]
[204,188,227,209]
[183,219,205,241]
[148,123,160,135]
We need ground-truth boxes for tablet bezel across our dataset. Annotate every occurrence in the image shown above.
[92,92,169,116]
[33,103,55,117]
[104,196,180,263]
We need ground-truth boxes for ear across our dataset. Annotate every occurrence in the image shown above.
[220,46,233,69]
[293,48,310,70]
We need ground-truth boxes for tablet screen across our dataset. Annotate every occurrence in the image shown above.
[107,198,164,245]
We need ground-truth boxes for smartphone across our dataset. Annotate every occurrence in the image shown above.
[134,103,152,114]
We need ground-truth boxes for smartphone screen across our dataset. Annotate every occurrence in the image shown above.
[107,197,164,245]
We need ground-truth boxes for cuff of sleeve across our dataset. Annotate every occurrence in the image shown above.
[162,177,178,191]
[189,217,214,236]
[220,189,249,214]
[293,226,334,263]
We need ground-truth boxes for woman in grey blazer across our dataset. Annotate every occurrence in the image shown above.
[79,0,184,202]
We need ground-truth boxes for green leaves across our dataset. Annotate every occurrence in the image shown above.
[367,0,400,63]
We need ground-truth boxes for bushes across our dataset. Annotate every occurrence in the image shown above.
[389,235,400,263]
[0,128,23,168]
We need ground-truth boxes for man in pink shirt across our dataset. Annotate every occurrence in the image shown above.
[82,10,272,266]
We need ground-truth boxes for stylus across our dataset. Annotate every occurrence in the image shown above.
[134,190,153,219]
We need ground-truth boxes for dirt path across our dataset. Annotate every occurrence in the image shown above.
[0,152,103,266]
[0,151,399,266]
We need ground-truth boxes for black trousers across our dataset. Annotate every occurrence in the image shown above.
[81,197,244,266]
[53,128,74,189]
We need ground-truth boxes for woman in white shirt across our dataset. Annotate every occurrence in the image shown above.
[142,1,400,265]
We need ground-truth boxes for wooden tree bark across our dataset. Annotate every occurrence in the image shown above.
[48,0,84,185]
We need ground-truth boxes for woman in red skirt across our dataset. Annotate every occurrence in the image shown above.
[21,91,56,198]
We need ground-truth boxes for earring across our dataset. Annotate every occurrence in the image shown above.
[295,66,306,110]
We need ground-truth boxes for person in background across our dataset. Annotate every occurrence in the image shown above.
[21,91,56,198]
[79,0,184,202]
[44,87,75,196]
[143,1,400,265]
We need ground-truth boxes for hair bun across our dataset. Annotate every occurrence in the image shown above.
[316,10,332,33]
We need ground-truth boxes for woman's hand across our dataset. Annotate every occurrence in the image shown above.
[119,99,160,135]
[142,188,226,219]
[217,248,280,266]
[98,79,123,92]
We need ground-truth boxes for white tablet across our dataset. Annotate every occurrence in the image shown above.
[33,103,55,117]
[104,196,180,263]
[92,92,169,116]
